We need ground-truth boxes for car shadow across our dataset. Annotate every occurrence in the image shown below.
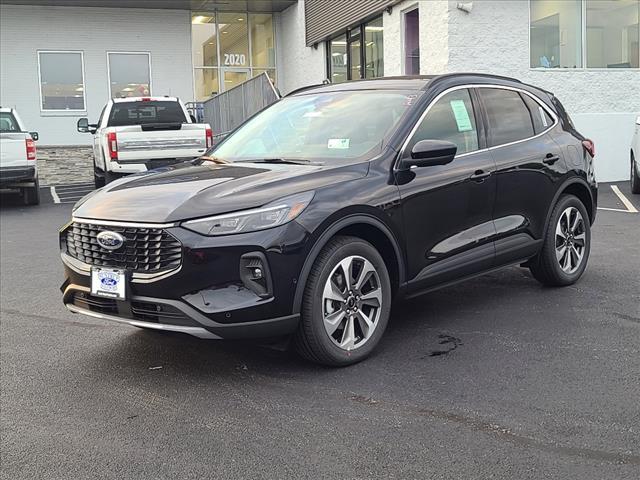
[83,265,540,382]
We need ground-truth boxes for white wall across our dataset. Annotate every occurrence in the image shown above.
[445,0,640,182]
[276,0,327,94]
[0,4,194,146]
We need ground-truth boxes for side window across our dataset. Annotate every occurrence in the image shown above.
[478,88,535,147]
[406,89,479,156]
[521,94,554,134]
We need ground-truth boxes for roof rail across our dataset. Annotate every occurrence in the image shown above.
[285,82,328,97]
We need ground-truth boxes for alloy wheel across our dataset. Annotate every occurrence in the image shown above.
[322,255,383,351]
[555,206,587,274]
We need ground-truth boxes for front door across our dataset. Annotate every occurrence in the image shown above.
[396,88,497,294]
[220,68,250,92]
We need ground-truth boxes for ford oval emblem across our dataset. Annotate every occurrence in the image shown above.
[96,231,125,251]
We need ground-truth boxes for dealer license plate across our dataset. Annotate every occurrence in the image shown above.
[91,267,126,300]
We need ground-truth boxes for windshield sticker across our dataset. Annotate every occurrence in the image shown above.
[328,138,350,149]
[449,100,473,132]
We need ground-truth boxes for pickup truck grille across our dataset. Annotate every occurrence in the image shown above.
[64,222,182,274]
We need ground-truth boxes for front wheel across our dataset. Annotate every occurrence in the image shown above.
[294,236,392,366]
[530,194,591,286]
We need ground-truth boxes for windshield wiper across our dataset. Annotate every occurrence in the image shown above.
[237,158,314,165]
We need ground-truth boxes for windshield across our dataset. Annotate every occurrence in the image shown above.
[107,101,187,127]
[211,90,421,162]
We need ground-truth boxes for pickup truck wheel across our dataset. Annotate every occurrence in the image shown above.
[294,236,391,367]
[94,168,106,189]
[22,177,40,206]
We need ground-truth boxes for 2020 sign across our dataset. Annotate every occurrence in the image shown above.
[224,53,247,66]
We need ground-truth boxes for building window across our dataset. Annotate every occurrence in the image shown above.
[327,15,384,83]
[108,52,151,98]
[530,0,639,69]
[365,16,384,78]
[38,51,85,111]
[192,12,276,100]
[403,7,420,75]
[586,0,639,68]
[329,34,348,83]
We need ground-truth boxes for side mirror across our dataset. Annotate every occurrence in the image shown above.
[77,118,89,133]
[30,132,39,141]
[636,116,640,126]
[189,114,197,123]
[401,140,457,169]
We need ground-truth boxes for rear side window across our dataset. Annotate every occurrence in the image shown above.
[107,101,186,127]
[478,88,534,147]
[0,112,21,132]
[521,94,554,134]
[406,88,480,156]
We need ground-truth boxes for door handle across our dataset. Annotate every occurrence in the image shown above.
[470,170,491,182]
[543,153,560,165]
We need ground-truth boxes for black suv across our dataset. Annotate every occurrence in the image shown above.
[60,74,597,366]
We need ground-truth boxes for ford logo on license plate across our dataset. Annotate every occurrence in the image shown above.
[96,231,125,251]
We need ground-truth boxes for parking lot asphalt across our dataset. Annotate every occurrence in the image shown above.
[1,184,639,479]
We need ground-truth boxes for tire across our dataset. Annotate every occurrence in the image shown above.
[22,177,40,206]
[631,154,640,194]
[530,194,591,287]
[94,166,105,189]
[294,235,392,367]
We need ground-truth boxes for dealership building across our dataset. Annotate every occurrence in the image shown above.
[1,0,638,182]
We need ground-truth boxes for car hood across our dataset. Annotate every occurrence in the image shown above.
[73,161,369,223]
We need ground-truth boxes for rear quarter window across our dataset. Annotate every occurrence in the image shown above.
[521,94,554,134]
[478,88,535,147]
[107,101,186,127]
[0,112,21,132]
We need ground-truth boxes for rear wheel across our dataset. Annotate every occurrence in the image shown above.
[294,236,391,366]
[631,154,640,194]
[94,166,105,189]
[530,194,591,286]
[22,177,40,206]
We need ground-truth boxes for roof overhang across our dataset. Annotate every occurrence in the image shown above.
[0,0,298,12]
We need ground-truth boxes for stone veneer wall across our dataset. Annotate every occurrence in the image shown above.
[37,147,94,186]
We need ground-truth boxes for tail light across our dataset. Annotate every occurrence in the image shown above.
[205,127,213,148]
[25,138,36,161]
[582,139,595,158]
[107,132,118,160]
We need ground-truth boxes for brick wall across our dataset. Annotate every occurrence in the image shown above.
[38,147,93,186]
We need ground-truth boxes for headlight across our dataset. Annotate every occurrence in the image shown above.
[182,191,314,236]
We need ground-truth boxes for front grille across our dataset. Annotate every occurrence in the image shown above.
[72,292,118,315]
[65,222,182,274]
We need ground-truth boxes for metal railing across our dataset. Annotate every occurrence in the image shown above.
[202,73,280,139]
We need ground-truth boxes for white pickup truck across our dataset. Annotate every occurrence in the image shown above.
[77,97,212,187]
[0,107,40,205]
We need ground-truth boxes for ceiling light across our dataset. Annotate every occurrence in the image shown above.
[365,26,384,32]
[238,18,244,21]
[75,87,84,92]
[193,15,212,24]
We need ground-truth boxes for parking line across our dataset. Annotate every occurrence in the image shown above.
[50,186,60,204]
[610,185,638,213]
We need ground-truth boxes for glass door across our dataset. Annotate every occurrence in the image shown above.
[221,68,250,91]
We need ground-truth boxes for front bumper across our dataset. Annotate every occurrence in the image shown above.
[62,284,299,339]
[60,219,310,339]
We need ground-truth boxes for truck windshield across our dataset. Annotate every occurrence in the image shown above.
[107,101,187,127]
[0,112,21,132]
[211,90,421,162]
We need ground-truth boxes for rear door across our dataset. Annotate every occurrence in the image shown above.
[0,111,27,168]
[396,87,497,294]
[477,87,564,265]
